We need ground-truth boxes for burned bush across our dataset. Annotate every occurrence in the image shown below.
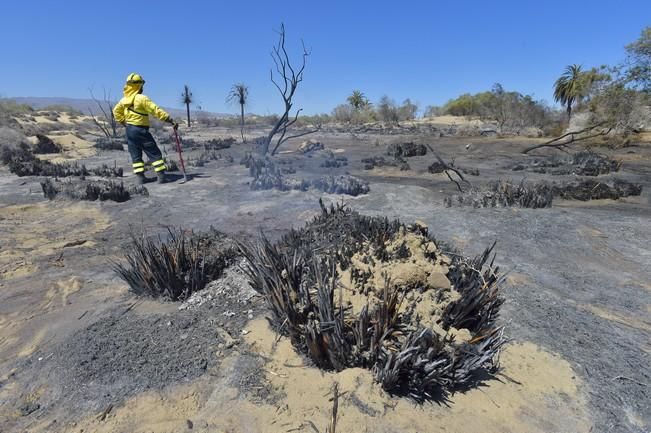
[513,151,621,176]
[245,155,369,196]
[41,178,146,202]
[204,137,235,150]
[299,139,324,154]
[553,179,642,201]
[32,134,62,154]
[188,150,233,168]
[427,160,446,174]
[240,203,505,401]
[321,155,348,168]
[428,158,479,176]
[387,142,427,158]
[362,156,410,171]
[445,177,642,208]
[311,175,370,196]
[445,180,554,209]
[3,144,122,178]
[114,228,236,301]
[94,137,126,151]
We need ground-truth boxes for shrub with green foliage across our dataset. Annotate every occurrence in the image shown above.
[440,84,555,133]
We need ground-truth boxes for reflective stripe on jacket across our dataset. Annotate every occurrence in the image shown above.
[113,94,171,127]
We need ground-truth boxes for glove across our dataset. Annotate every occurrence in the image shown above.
[168,118,179,130]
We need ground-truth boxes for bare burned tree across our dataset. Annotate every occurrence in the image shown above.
[88,88,118,138]
[424,143,472,192]
[262,23,320,155]
[523,122,611,154]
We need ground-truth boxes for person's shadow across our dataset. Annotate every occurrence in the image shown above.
[149,172,208,183]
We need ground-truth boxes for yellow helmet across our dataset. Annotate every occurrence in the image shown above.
[126,73,145,84]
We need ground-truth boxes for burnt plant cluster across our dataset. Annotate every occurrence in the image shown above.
[553,179,642,201]
[362,155,410,171]
[203,137,235,151]
[387,142,427,158]
[512,151,621,176]
[239,202,505,401]
[41,178,147,202]
[94,137,126,151]
[311,175,370,196]
[2,143,122,177]
[320,154,348,168]
[298,139,324,154]
[176,137,234,151]
[445,180,554,208]
[446,177,642,208]
[32,134,62,154]
[244,154,369,196]
[428,160,479,176]
[114,228,237,301]
[188,150,234,168]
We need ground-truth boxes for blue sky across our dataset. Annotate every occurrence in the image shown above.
[1,0,648,115]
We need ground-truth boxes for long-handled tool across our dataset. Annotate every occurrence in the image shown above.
[172,128,188,184]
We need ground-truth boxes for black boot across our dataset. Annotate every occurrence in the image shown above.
[135,173,147,185]
[157,171,167,184]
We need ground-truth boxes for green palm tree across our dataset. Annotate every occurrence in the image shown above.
[347,90,369,110]
[553,64,583,120]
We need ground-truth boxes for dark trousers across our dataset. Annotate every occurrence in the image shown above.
[125,124,166,174]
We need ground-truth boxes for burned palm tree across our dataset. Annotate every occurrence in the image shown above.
[182,85,193,127]
[227,83,249,143]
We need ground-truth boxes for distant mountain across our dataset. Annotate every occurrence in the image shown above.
[7,97,233,119]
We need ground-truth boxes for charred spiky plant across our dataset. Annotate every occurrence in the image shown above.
[513,150,621,176]
[3,144,122,178]
[41,178,144,202]
[239,202,506,401]
[445,180,554,208]
[114,228,236,301]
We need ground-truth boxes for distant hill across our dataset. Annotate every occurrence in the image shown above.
[7,97,233,119]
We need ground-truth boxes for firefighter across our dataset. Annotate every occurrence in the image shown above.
[113,73,179,184]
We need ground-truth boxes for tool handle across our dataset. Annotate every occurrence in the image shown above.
[172,129,187,175]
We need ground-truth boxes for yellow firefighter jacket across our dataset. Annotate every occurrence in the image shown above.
[113,80,171,127]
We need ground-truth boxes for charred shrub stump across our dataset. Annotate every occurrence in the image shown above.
[41,178,146,202]
[311,175,370,195]
[446,178,641,208]
[32,134,62,154]
[512,151,621,176]
[244,154,369,196]
[3,143,122,177]
[553,179,642,201]
[362,156,410,171]
[114,228,237,301]
[445,180,554,209]
[203,137,235,151]
[94,137,126,151]
[321,154,348,168]
[239,203,505,401]
[387,142,427,158]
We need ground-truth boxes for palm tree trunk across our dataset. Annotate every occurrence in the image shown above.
[186,102,191,127]
[240,103,245,143]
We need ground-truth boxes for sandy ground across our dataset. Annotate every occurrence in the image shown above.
[0,123,650,433]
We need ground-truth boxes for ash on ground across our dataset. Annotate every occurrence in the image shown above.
[180,260,260,315]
